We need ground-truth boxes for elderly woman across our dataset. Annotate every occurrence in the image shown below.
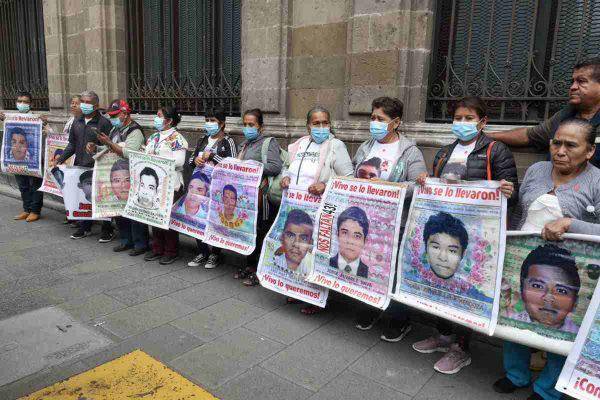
[494,118,600,400]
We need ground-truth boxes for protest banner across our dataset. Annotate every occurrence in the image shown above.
[557,276,600,400]
[305,177,406,309]
[169,165,213,239]
[1,113,43,177]
[122,151,175,229]
[39,133,73,196]
[495,233,600,355]
[92,151,130,218]
[62,166,108,221]
[204,158,263,255]
[257,184,328,307]
[393,178,507,335]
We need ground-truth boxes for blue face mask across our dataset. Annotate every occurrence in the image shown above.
[80,103,95,115]
[451,122,479,141]
[369,120,389,141]
[310,127,330,144]
[243,126,259,141]
[154,116,165,131]
[110,117,122,128]
[205,122,220,136]
[16,102,30,113]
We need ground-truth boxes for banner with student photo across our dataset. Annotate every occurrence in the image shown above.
[62,166,108,221]
[39,133,73,196]
[122,151,175,229]
[257,184,328,307]
[204,158,263,255]
[1,113,43,177]
[557,275,600,400]
[495,233,600,355]
[393,178,507,335]
[305,177,406,309]
[91,151,130,218]
[169,165,213,239]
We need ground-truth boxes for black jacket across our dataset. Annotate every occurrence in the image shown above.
[58,112,112,167]
[432,133,519,205]
[329,254,369,279]
[184,134,237,184]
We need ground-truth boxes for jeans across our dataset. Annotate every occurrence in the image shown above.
[115,216,149,250]
[196,239,220,257]
[79,220,114,234]
[15,174,43,213]
[503,341,565,400]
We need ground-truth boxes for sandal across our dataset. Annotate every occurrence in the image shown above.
[233,267,251,279]
[286,297,301,304]
[300,305,323,315]
[242,273,260,287]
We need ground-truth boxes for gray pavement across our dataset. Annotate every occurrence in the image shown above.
[0,194,528,400]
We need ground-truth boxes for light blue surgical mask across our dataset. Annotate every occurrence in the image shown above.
[243,126,259,141]
[16,102,30,113]
[110,117,122,128]
[369,120,389,141]
[205,122,220,136]
[154,116,165,131]
[451,121,480,142]
[80,103,95,115]
[310,127,330,144]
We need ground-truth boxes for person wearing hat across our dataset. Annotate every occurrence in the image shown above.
[86,99,149,255]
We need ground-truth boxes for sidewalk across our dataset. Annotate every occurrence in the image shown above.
[0,193,527,400]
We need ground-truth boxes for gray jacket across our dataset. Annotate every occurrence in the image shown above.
[238,135,283,177]
[515,161,600,235]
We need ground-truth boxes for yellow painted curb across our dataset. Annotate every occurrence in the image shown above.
[21,349,219,399]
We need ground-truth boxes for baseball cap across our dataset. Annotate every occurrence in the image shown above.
[107,99,132,116]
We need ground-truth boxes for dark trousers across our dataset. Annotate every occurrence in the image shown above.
[437,319,472,351]
[246,201,278,270]
[196,239,220,257]
[151,227,179,257]
[116,216,149,250]
[79,220,114,234]
[15,174,43,213]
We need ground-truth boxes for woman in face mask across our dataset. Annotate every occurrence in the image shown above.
[236,108,283,286]
[187,107,237,270]
[411,96,518,376]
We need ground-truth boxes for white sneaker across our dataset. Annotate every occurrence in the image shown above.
[205,254,220,269]
[188,253,207,267]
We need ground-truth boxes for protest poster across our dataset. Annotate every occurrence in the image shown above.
[305,177,406,309]
[204,158,263,255]
[122,151,176,229]
[1,113,43,177]
[169,165,213,239]
[557,277,600,400]
[393,178,507,335]
[62,166,108,221]
[495,233,600,355]
[92,151,130,218]
[39,133,73,196]
[257,184,328,307]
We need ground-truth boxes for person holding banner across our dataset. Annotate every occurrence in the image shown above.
[86,99,148,256]
[236,108,283,286]
[412,96,518,375]
[494,119,600,400]
[279,105,353,312]
[187,107,237,269]
[142,106,188,265]
[352,96,427,341]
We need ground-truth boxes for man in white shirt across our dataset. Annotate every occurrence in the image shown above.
[329,206,370,278]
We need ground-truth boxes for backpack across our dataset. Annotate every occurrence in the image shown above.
[260,137,289,204]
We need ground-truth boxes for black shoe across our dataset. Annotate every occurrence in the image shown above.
[355,311,380,331]
[129,248,147,257]
[70,229,90,239]
[381,320,412,342]
[113,244,133,252]
[99,232,115,243]
[144,251,162,261]
[493,377,526,394]
[159,255,179,265]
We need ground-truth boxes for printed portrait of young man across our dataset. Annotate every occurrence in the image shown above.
[329,206,370,278]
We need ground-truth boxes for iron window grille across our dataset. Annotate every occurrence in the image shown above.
[427,0,600,124]
[126,0,241,116]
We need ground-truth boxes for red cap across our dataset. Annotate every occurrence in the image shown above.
[107,99,132,116]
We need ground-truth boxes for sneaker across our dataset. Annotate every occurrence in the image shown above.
[113,243,133,252]
[188,253,208,267]
[412,334,455,354]
[98,232,115,243]
[493,377,527,394]
[70,229,90,239]
[159,255,179,265]
[204,254,220,269]
[381,321,412,342]
[355,311,380,331]
[144,251,162,261]
[433,344,471,374]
